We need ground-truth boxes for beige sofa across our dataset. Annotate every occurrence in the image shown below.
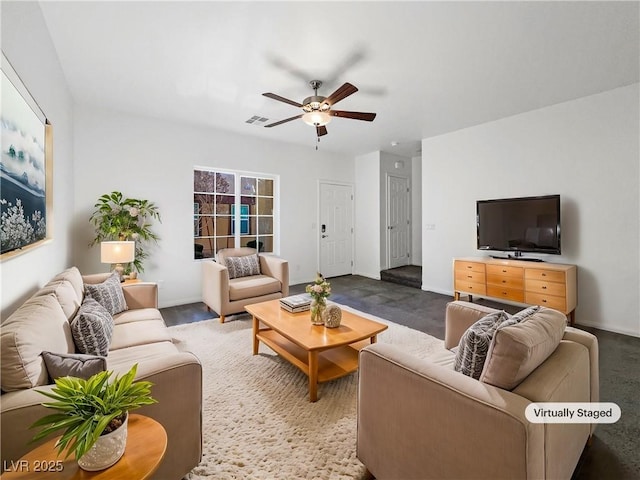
[0,267,202,480]
[357,301,599,480]
[202,247,289,323]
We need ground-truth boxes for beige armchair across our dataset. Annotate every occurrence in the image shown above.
[357,301,599,480]
[202,247,289,323]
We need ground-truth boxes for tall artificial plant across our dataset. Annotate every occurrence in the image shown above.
[89,191,161,273]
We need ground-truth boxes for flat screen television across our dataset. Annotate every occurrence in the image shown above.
[477,194,561,257]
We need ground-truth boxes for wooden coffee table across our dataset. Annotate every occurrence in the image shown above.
[246,299,388,402]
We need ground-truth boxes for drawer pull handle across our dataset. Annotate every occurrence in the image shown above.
[542,273,547,277]
[467,266,472,269]
[502,269,507,273]
[502,280,506,283]
[542,299,547,303]
[467,275,472,278]
[542,286,547,290]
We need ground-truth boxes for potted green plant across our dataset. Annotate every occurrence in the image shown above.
[89,191,161,274]
[30,364,157,471]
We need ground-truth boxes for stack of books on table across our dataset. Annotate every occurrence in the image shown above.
[280,294,312,313]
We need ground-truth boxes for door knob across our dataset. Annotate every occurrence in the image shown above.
[321,234,328,238]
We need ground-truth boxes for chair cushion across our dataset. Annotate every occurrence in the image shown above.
[480,307,567,390]
[453,310,508,379]
[84,272,128,315]
[42,351,107,380]
[226,254,261,279]
[1,294,75,391]
[228,275,282,301]
[70,297,114,356]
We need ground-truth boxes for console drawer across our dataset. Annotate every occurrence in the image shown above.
[526,279,566,297]
[487,264,523,278]
[487,285,525,303]
[455,261,486,274]
[486,274,524,290]
[455,270,485,284]
[525,292,567,312]
[525,269,565,283]
[454,280,486,295]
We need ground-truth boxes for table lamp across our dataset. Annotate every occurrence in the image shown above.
[101,241,135,282]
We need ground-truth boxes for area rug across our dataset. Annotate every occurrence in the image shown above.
[168,306,444,480]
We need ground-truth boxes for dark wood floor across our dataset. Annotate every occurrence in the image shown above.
[160,274,640,480]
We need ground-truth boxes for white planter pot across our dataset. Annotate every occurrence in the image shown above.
[77,413,128,471]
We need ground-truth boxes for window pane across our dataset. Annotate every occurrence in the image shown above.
[240,197,257,214]
[195,216,215,237]
[241,236,259,250]
[215,237,234,253]
[215,195,234,214]
[194,170,215,193]
[258,197,273,215]
[258,235,273,252]
[258,217,273,234]
[195,239,215,259]
[258,178,273,196]
[214,216,232,236]
[241,177,256,195]
[194,193,214,214]
[216,173,235,193]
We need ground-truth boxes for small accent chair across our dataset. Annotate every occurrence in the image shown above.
[202,247,289,323]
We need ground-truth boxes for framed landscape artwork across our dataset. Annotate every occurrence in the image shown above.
[1,53,53,259]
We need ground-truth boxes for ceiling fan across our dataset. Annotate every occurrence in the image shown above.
[262,80,376,139]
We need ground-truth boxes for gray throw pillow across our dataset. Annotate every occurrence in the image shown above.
[226,254,261,279]
[42,351,107,381]
[70,297,114,356]
[84,272,127,315]
[454,310,509,379]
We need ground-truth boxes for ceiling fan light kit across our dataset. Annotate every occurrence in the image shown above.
[262,79,376,143]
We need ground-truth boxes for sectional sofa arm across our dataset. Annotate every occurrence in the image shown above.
[259,255,289,296]
[357,343,544,480]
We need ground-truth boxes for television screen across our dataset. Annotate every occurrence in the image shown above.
[477,195,561,255]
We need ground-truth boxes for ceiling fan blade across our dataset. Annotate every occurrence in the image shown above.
[262,92,303,108]
[316,125,328,137]
[264,114,303,128]
[323,83,358,106]
[329,110,377,122]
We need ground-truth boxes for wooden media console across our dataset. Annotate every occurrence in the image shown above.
[453,257,577,325]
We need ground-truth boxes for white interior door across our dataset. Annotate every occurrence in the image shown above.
[319,182,353,278]
[387,175,410,269]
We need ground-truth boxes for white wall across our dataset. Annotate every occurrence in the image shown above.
[72,106,354,307]
[1,2,75,318]
[411,155,422,265]
[354,151,381,279]
[422,84,640,336]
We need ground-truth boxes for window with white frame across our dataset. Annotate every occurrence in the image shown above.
[193,168,276,260]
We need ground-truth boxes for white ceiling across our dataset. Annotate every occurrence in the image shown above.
[39,1,639,158]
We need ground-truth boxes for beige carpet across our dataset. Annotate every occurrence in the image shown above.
[169,306,444,480]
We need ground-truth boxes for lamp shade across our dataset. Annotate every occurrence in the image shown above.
[302,111,332,127]
[101,241,135,264]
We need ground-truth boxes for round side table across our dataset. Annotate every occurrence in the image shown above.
[1,414,167,479]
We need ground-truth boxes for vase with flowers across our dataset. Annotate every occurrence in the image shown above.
[305,273,331,325]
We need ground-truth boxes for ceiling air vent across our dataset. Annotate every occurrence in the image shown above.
[245,116,269,125]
